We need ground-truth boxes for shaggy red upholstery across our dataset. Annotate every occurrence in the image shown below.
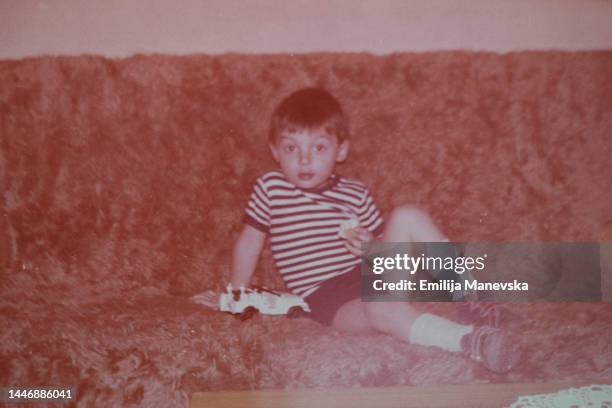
[1,52,611,406]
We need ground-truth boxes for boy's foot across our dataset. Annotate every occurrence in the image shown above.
[460,325,521,374]
[456,302,524,328]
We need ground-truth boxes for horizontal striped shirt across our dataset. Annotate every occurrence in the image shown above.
[244,170,384,297]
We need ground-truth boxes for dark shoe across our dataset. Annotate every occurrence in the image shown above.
[460,325,521,373]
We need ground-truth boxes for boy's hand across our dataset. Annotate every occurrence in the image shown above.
[344,227,374,256]
[191,291,220,310]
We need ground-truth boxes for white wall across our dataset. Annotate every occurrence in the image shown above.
[1,0,611,59]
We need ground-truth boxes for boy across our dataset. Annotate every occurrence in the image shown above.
[222,88,519,373]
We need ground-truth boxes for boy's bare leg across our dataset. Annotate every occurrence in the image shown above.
[333,294,470,353]
[386,205,474,302]
[333,206,463,342]
[332,205,520,373]
[332,298,377,334]
[383,205,448,242]
[333,298,422,337]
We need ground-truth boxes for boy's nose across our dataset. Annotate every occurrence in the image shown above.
[299,151,312,164]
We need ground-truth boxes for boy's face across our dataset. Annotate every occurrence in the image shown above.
[270,129,349,190]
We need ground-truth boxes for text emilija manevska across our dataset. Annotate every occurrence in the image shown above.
[369,253,529,292]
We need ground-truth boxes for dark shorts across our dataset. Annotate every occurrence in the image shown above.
[303,265,362,326]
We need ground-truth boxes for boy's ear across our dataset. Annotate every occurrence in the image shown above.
[269,143,280,162]
[336,140,350,163]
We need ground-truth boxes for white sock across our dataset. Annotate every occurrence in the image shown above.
[408,313,473,352]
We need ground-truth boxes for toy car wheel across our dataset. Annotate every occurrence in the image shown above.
[236,306,258,321]
[287,306,305,319]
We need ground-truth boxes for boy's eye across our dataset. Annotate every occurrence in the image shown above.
[315,145,327,152]
[284,145,296,153]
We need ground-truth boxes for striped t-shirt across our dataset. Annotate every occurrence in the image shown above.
[244,170,384,297]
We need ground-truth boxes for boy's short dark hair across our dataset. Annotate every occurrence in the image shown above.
[269,87,349,143]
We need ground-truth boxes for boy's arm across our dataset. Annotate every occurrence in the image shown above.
[229,224,267,288]
[190,224,265,308]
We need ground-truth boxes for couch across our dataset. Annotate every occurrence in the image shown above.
[1,52,611,407]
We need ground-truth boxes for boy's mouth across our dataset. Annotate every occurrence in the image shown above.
[298,172,315,180]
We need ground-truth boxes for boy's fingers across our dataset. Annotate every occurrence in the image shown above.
[342,227,373,256]
[357,230,373,242]
[345,239,364,256]
[192,296,213,305]
[192,290,215,299]
[344,228,371,242]
[191,291,219,307]
[355,228,372,241]
[342,228,357,240]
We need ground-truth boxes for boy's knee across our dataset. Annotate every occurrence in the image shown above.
[388,205,429,225]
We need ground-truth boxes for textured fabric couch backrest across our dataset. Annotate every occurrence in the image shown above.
[1,52,611,294]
